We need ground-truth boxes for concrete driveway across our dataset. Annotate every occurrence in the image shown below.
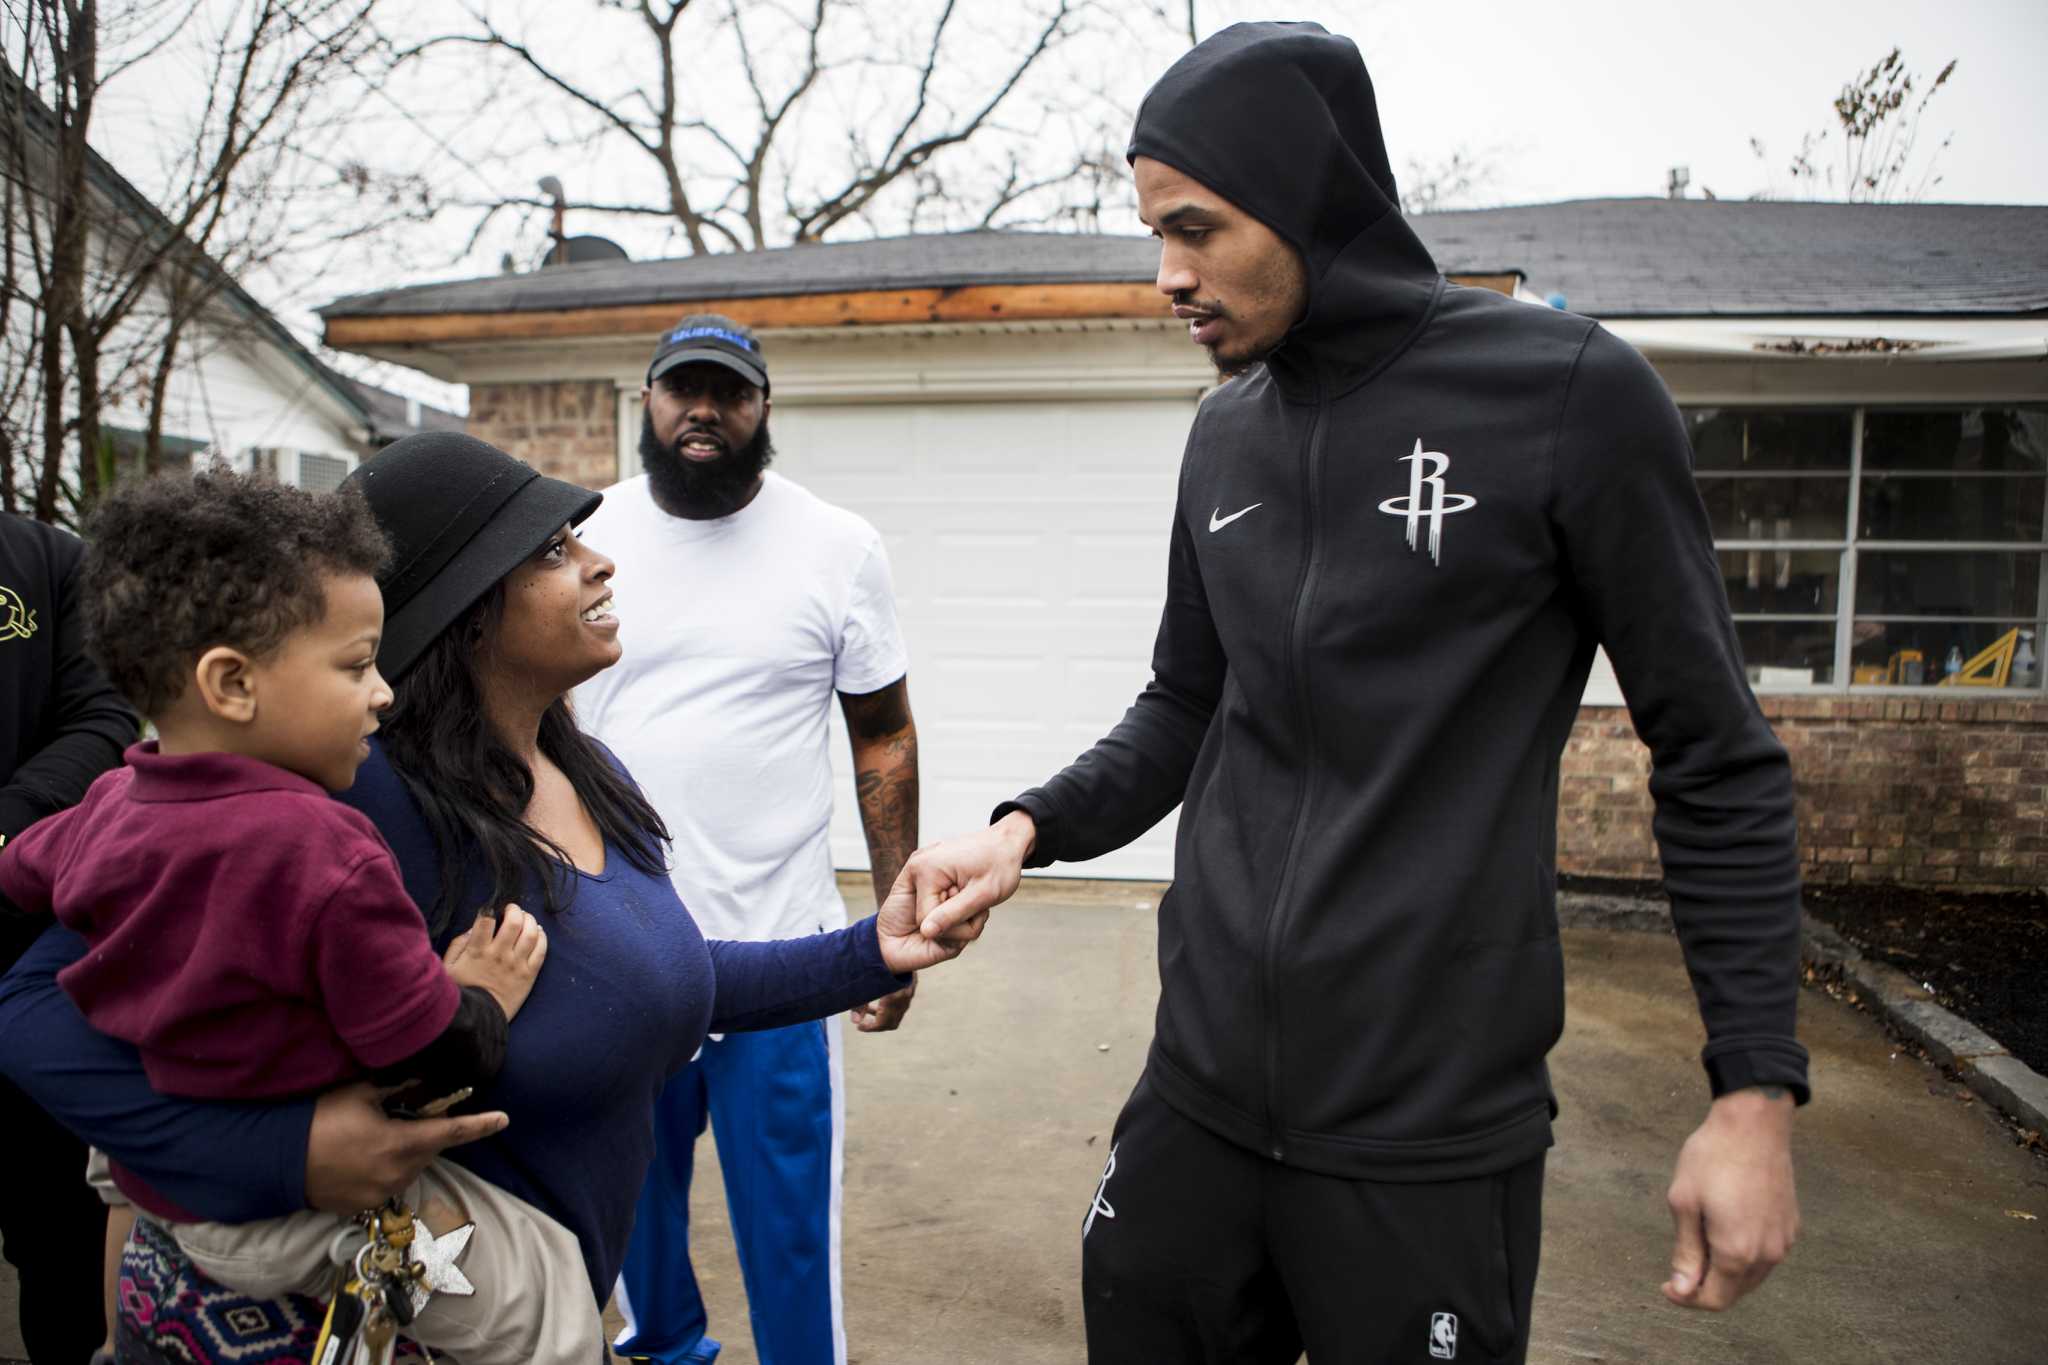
[676,883,2047,1365]
[6,883,2044,1364]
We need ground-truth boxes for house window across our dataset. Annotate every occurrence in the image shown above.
[103,426,208,476]
[1688,405,2048,693]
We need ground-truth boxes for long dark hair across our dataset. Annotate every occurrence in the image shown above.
[379,581,669,936]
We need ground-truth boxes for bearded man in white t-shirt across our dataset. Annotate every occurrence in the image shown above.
[575,314,918,1365]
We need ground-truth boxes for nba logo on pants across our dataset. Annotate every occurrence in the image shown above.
[1429,1310,1459,1359]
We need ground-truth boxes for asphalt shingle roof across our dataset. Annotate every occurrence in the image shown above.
[334,374,464,441]
[1413,199,2048,317]
[322,198,2048,323]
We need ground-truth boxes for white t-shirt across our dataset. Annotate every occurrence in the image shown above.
[573,472,908,943]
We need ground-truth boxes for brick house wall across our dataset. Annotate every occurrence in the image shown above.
[1561,699,2048,893]
[466,381,618,489]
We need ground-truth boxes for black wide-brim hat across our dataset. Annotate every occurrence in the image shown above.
[345,432,601,681]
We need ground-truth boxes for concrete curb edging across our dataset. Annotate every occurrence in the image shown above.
[1799,913,2048,1137]
[1554,891,1675,934]
[1556,891,2048,1137]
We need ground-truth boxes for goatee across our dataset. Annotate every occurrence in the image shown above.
[1210,350,1254,383]
[1208,339,1272,384]
[640,411,775,519]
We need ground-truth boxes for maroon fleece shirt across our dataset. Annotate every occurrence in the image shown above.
[0,743,457,1100]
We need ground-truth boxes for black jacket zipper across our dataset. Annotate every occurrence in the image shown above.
[1259,372,1327,1161]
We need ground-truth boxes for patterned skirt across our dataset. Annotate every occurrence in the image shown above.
[114,1216,426,1364]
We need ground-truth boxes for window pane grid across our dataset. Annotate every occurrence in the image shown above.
[1689,404,2048,695]
[1858,614,2040,624]
[1861,470,2041,480]
[1834,412,1863,687]
[1695,470,1848,479]
[1856,541,2048,552]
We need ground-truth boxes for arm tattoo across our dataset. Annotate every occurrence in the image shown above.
[842,680,918,904]
[840,678,912,739]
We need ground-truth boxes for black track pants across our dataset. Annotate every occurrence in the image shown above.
[0,1075,108,1365]
[1081,1073,1544,1364]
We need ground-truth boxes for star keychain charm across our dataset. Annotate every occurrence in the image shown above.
[405,1218,476,1318]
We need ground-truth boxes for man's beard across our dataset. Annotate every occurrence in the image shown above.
[640,410,775,518]
[1206,325,1280,382]
[1209,344,1262,382]
[1179,297,1267,383]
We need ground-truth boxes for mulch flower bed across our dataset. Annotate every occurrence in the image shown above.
[1800,882,2048,1077]
[1559,875,2048,1076]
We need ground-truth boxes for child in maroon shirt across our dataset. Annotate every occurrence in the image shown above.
[0,471,598,1363]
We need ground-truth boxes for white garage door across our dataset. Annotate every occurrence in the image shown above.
[770,397,1198,882]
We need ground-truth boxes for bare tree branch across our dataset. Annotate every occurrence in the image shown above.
[793,0,1078,242]
[394,0,1166,264]
[3,0,409,518]
[873,0,957,173]
[1400,147,1495,215]
[1769,47,1957,203]
[724,0,828,248]
[396,21,659,154]
[976,158,1099,230]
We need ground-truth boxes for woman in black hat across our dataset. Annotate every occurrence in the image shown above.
[0,433,980,1364]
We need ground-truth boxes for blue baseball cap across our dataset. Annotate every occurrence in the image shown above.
[646,312,768,391]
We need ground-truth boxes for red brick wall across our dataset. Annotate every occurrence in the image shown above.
[1560,699,2048,892]
[466,381,618,489]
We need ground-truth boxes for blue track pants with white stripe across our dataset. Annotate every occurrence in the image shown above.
[613,1019,843,1365]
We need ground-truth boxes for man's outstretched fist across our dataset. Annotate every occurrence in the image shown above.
[876,858,992,974]
[897,810,1038,944]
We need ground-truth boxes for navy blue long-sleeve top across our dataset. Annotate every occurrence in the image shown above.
[0,739,905,1300]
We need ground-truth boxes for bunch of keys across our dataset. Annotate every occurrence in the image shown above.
[309,1200,429,1365]
[310,1088,474,1363]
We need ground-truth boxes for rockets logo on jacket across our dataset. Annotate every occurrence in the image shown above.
[1377,439,1475,566]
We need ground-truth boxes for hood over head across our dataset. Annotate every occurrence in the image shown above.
[1127,21,1441,383]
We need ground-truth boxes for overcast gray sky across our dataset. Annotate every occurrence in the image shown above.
[1333,0,2048,206]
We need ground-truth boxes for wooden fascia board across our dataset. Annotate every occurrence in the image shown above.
[324,273,1524,352]
[1456,273,1523,297]
[325,283,1165,349]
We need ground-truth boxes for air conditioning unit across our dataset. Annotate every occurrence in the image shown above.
[242,448,356,491]
[294,450,353,493]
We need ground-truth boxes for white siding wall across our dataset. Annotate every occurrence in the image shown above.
[114,314,362,465]
[2,216,363,505]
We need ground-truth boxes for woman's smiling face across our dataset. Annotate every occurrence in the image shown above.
[487,522,621,693]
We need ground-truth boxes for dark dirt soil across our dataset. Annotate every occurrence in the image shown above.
[1560,874,2048,1076]
[1801,882,2048,1076]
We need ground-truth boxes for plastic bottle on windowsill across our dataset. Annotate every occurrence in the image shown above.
[2015,632,2038,690]
[1943,645,1964,681]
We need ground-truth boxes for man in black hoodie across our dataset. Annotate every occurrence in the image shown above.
[1,509,137,1364]
[908,20,1808,1362]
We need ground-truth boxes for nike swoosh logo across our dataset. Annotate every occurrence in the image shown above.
[1209,503,1262,533]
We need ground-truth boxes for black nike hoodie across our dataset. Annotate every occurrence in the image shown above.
[999,22,1809,1179]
